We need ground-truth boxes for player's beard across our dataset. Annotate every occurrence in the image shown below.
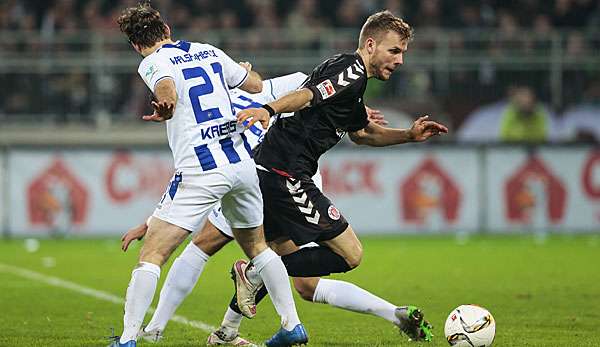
[371,61,392,81]
[370,55,394,81]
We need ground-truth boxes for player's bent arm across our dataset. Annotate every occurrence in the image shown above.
[153,78,178,120]
[237,88,314,129]
[238,70,263,93]
[267,88,313,113]
[349,121,414,147]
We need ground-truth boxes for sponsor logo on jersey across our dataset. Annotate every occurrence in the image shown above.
[316,79,336,100]
[328,205,341,220]
[145,65,158,81]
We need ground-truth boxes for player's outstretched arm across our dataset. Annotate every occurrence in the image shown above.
[237,88,314,129]
[142,78,177,122]
[349,115,448,147]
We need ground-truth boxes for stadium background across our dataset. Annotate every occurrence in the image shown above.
[1,2,600,346]
[1,0,599,236]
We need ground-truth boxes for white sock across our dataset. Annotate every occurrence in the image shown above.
[145,242,209,332]
[252,248,301,330]
[312,279,399,325]
[120,262,161,343]
[221,307,243,331]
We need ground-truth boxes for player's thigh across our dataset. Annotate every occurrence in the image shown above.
[320,225,363,268]
[139,217,190,265]
[268,237,300,256]
[221,160,263,230]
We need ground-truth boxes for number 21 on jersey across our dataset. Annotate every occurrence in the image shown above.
[182,62,235,124]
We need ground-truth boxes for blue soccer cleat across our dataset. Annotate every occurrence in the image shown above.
[265,324,308,347]
[106,329,137,347]
[107,339,136,347]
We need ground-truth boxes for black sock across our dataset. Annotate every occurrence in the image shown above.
[228,285,269,314]
[281,247,351,277]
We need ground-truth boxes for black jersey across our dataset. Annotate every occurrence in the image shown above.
[254,52,369,179]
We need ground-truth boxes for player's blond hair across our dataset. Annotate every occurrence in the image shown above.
[358,10,413,47]
[117,1,169,48]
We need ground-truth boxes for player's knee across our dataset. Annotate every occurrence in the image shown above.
[293,279,317,301]
[344,245,363,269]
[139,247,171,266]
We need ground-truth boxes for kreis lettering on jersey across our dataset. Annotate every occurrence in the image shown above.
[170,50,217,65]
[200,120,238,140]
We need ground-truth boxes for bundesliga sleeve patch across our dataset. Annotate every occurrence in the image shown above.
[316,79,336,100]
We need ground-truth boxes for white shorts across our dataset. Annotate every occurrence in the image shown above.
[207,169,323,240]
[153,159,263,233]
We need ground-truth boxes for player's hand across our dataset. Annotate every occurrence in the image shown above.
[237,107,270,129]
[408,115,449,142]
[366,106,388,126]
[142,100,174,122]
[239,61,252,72]
[121,222,148,252]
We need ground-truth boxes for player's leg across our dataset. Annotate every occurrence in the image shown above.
[119,217,189,344]
[142,212,233,340]
[297,276,432,341]
[114,170,229,346]
[224,160,306,345]
[232,227,302,330]
[277,227,362,277]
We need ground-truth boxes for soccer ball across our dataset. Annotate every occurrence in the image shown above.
[444,305,495,347]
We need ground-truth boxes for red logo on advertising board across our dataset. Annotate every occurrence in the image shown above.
[27,158,89,227]
[400,158,461,224]
[505,156,566,223]
[582,150,600,199]
[321,161,381,195]
[105,151,172,203]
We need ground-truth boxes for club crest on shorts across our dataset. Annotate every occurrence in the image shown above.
[328,205,341,220]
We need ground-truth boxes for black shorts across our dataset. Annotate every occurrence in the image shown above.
[259,170,348,246]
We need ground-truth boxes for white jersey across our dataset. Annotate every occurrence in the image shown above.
[138,40,252,172]
[230,72,308,148]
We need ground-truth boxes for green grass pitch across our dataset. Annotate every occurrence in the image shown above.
[1,234,599,346]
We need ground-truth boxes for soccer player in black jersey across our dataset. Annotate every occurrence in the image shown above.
[237,10,448,343]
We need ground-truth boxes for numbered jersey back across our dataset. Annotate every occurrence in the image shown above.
[138,40,252,171]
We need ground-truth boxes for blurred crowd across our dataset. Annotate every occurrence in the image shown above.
[2,0,600,33]
[0,0,599,143]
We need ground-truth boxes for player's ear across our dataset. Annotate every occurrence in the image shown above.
[164,24,171,38]
[366,37,375,54]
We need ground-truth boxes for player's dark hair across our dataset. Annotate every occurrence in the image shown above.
[358,10,413,47]
[117,1,169,49]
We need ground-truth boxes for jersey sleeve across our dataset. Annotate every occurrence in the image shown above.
[305,58,366,107]
[137,54,176,92]
[265,72,308,100]
[213,47,249,89]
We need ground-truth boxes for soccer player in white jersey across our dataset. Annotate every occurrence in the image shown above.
[121,72,411,346]
[111,4,306,347]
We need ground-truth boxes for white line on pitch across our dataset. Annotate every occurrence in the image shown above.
[0,262,255,344]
